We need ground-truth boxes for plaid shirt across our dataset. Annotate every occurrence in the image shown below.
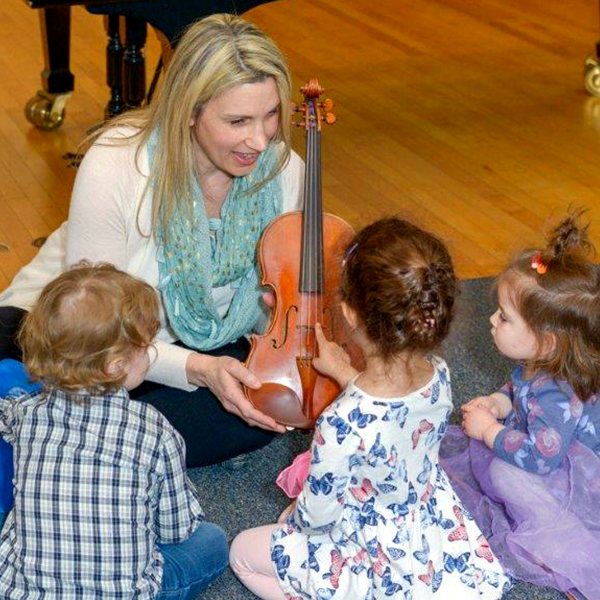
[0,387,204,599]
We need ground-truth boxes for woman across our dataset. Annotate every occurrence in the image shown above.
[0,14,304,467]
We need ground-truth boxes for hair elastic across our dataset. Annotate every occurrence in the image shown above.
[343,242,359,265]
[531,252,548,275]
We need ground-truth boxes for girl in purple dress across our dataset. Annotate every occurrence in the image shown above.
[440,211,600,600]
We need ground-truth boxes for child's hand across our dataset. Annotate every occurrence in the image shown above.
[462,406,500,442]
[313,323,358,388]
[463,396,500,417]
[463,393,512,419]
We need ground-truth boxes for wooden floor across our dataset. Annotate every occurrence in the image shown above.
[0,0,599,290]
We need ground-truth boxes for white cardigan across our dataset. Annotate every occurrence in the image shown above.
[0,129,304,391]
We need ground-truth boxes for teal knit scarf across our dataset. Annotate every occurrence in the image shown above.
[149,133,282,350]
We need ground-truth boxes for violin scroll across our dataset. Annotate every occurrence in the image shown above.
[292,78,336,130]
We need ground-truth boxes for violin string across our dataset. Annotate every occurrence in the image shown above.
[306,119,319,358]
[312,123,318,360]
[301,106,313,361]
[317,122,323,359]
[309,118,314,361]
[312,116,321,361]
[307,115,316,361]
[301,122,308,361]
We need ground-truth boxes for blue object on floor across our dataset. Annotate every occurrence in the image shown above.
[0,359,42,521]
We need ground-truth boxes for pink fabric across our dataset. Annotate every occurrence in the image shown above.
[276,450,311,498]
[229,524,286,600]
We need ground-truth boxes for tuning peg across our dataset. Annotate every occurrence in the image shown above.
[320,98,334,111]
[323,112,336,125]
[291,102,304,113]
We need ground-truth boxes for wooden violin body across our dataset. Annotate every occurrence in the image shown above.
[245,78,362,429]
[246,212,358,428]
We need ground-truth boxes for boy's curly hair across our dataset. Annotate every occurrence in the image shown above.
[19,262,160,394]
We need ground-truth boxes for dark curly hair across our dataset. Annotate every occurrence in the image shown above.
[340,217,457,362]
[499,209,600,400]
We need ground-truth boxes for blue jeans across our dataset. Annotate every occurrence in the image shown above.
[156,522,228,600]
[0,514,226,599]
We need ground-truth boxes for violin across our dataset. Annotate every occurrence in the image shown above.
[245,78,362,429]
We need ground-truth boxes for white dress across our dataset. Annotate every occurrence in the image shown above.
[272,357,512,600]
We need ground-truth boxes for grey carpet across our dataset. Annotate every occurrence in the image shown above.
[188,278,568,600]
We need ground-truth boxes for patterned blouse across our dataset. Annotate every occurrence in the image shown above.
[271,357,511,600]
[0,387,204,599]
[493,366,600,474]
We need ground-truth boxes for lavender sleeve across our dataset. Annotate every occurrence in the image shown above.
[493,381,582,474]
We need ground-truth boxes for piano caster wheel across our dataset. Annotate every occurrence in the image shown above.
[25,91,70,130]
[584,56,600,97]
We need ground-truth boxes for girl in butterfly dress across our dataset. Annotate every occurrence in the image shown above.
[229,217,512,600]
[440,211,600,600]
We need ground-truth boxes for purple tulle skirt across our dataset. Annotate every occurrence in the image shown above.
[439,426,600,600]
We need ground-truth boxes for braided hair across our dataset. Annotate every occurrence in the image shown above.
[340,218,457,361]
[499,209,600,400]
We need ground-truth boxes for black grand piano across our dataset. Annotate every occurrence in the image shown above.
[23,0,276,129]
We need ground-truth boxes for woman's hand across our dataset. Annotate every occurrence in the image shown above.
[262,290,275,309]
[186,352,286,433]
[463,393,512,419]
[313,323,358,388]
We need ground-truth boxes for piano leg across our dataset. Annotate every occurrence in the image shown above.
[584,4,600,96]
[25,7,74,130]
[104,15,147,119]
[25,7,149,127]
[105,14,125,119]
[584,53,600,96]
[122,16,147,110]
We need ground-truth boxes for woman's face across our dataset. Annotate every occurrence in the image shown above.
[190,77,281,179]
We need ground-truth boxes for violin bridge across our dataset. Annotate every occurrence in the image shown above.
[296,357,317,420]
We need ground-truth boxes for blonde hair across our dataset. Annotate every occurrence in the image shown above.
[19,262,160,394]
[85,13,292,232]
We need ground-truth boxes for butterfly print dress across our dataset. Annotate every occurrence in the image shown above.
[271,357,511,600]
